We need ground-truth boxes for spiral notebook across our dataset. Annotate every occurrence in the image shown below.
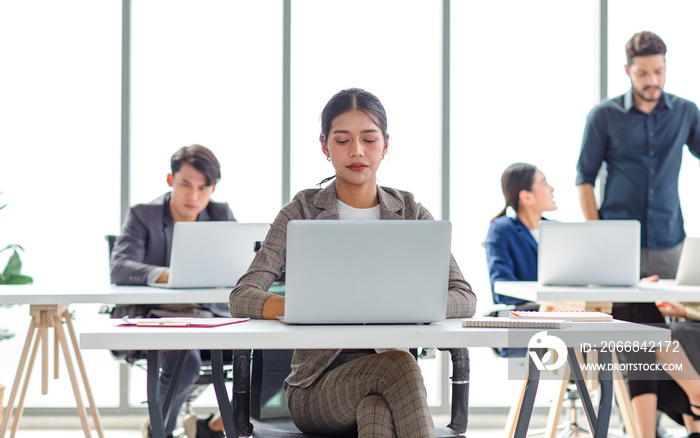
[509,310,612,322]
[461,317,571,329]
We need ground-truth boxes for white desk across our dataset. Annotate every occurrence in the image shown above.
[0,284,232,438]
[0,284,232,306]
[81,318,670,438]
[495,280,700,438]
[494,280,700,304]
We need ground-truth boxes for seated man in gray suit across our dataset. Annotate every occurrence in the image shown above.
[111,144,233,438]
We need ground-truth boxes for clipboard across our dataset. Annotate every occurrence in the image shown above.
[118,316,250,328]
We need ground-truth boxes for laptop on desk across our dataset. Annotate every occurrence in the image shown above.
[638,237,700,290]
[278,220,452,324]
[538,220,640,287]
[153,222,270,289]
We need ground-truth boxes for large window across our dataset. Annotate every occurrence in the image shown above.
[130,0,283,224]
[6,0,698,417]
[290,1,443,216]
[608,1,700,237]
[450,0,598,406]
[0,0,122,406]
[0,1,121,286]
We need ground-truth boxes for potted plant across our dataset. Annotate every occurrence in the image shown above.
[0,194,32,285]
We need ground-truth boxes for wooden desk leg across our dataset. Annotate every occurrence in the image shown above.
[612,351,640,438]
[0,319,38,438]
[8,324,42,438]
[543,363,572,438]
[62,310,104,438]
[54,323,60,380]
[503,379,527,437]
[51,314,92,438]
[38,310,49,395]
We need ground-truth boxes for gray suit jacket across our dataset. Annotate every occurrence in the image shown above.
[110,192,236,316]
[229,181,477,387]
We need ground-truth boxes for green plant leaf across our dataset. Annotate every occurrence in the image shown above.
[2,274,33,285]
[0,244,24,254]
[3,249,22,277]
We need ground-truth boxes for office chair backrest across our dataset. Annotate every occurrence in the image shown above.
[105,235,117,284]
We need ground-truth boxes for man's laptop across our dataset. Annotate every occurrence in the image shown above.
[639,237,700,289]
[278,220,452,324]
[538,220,640,287]
[154,222,270,288]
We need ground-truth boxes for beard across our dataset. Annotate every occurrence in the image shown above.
[632,84,662,102]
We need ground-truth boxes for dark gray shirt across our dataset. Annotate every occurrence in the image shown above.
[576,90,700,249]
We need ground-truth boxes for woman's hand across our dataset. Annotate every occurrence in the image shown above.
[656,301,687,318]
[262,295,285,320]
[640,274,659,283]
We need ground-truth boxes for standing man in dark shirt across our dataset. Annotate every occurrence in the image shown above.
[576,31,700,437]
[111,144,232,438]
[577,31,700,276]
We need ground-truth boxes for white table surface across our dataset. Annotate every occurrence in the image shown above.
[0,284,232,305]
[494,280,700,303]
[79,318,671,351]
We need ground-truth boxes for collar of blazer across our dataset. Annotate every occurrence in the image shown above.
[512,216,538,251]
[310,180,406,220]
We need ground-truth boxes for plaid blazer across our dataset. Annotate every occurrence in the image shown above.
[229,181,477,388]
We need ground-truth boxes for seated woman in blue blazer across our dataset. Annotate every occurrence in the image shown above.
[484,163,556,305]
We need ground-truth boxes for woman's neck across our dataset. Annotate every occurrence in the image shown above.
[335,178,379,209]
[516,209,541,230]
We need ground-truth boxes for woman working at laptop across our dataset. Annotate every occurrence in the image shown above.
[484,162,556,307]
[485,164,700,436]
[229,88,477,438]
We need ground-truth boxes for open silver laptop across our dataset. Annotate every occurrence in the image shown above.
[675,238,700,285]
[639,237,700,289]
[538,220,640,287]
[154,222,270,288]
[278,220,452,324]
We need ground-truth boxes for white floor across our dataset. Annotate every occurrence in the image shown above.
[4,413,690,438]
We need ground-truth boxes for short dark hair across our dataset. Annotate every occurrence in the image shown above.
[492,163,537,221]
[170,144,221,186]
[626,31,667,66]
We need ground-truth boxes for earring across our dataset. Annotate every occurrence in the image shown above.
[327,156,331,162]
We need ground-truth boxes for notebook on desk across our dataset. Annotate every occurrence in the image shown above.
[278,220,452,324]
[538,220,640,287]
[152,222,270,289]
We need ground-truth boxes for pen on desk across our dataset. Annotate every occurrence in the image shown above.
[136,321,190,327]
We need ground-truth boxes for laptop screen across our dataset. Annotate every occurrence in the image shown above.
[538,220,640,287]
[282,220,452,324]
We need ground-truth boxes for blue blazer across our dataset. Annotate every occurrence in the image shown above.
[485,216,538,305]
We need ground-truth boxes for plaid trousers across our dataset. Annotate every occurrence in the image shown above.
[285,349,435,438]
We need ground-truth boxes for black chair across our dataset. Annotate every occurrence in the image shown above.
[228,347,470,437]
